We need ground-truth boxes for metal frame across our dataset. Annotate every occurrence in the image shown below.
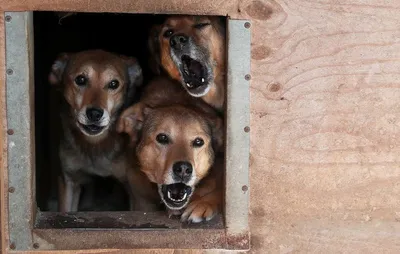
[225,19,251,249]
[4,12,251,251]
[5,11,35,251]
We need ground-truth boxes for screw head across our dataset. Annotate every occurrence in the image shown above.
[244,126,250,133]
[6,69,13,75]
[8,187,15,193]
[9,242,16,250]
[242,185,248,192]
[5,15,12,22]
[7,129,14,135]
[244,22,251,28]
[245,74,251,81]
[33,243,39,249]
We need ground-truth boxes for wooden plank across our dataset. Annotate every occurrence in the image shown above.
[0,0,243,18]
[244,0,400,253]
[35,211,223,229]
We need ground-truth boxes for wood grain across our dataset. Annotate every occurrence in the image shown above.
[1,0,400,253]
[245,0,400,252]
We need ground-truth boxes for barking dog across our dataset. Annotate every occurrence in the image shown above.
[49,50,143,212]
[149,16,226,110]
[118,77,224,222]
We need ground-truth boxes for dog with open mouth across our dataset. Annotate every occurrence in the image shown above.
[118,77,224,222]
[148,16,226,110]
[49,49,151,212]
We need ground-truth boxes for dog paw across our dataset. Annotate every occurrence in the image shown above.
[180,200,218,223]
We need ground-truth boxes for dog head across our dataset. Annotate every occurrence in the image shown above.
[120,105,223,210]
[149,16,225,98]
[49,50,142,141]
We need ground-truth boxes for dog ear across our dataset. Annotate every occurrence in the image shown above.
[49,53,69,86]
[121,56,143,87]
[117,102,153,145]
[208,116,224,153]
[148,25,162,75]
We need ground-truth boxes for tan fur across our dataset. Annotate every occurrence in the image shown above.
[149,16,226,110]
[119,77,224,222]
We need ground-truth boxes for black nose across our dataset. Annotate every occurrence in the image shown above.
[170,34,188,50]
[86,107,104,122]
[173,161,193,180]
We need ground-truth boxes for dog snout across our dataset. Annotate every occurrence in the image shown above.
[173,161,193,181]
[170,34,188,51]
[86,107,104,122]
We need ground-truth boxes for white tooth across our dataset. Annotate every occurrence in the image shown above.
[186,83,192,88]
[201,78,205,83]
[167,191,171,199]
[182,192,187,200]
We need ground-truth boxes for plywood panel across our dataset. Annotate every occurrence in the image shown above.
[245,0,400,253]
[1,0,400,253]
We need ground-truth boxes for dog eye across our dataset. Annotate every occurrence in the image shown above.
[192,138,204,147]
[108,80,120,90]
[156,133,170,145]
[163,29,174,38]
[75,75,87,86]
[193,23,211,29]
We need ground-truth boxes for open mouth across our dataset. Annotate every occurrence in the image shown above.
[79,123,105,135]
[160,183,193,209]
[180,55,209,91]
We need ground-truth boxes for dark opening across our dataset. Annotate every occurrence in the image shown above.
[34,12,166,211]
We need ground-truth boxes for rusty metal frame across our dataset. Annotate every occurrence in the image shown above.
[4,12,251,251]
[5,11,35,251]
[225,19,251,249]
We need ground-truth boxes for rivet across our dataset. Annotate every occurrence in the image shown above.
[8,187,15,193]
[244,22,251,28]
[5,16,12,22]
[9,242,15,250]
[33,243,39,249]
[7,129,14,135]
[6,69,13,75]
[244,126,250,132]
[242,185,248,192]
[245,74,251,81]
[280,97,285,100]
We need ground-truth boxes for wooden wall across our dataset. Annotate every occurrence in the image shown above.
[2,0,400,253]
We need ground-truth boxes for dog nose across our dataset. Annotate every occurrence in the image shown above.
[86,107,104,122]
[170,34,188,50]
[173,161,193,180]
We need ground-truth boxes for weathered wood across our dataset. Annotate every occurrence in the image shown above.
[1,0,400,252]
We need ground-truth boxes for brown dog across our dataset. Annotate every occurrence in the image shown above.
[49,49,147,212]
[118,77,224,222]
[148,16,226,110]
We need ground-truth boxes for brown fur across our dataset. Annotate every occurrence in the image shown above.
[118,77,224,222]
[49,50,155,212]
[149,16,226,110]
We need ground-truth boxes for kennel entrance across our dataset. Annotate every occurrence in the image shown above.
[4,11,250,251]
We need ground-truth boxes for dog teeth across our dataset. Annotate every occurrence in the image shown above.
[201,78,205,83]
[186,83,193,88]
[167,190,187,202]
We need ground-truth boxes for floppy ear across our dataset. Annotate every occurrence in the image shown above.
[48,53,69,86]
[119,56,143,89]
[208,116,224,153]
[148,25,162,75]
[117,102,153,145]
[120,56,143,105]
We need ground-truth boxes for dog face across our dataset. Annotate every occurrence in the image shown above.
[126,106,222,210]
[149,16,225,98]
[49,50,142,140]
